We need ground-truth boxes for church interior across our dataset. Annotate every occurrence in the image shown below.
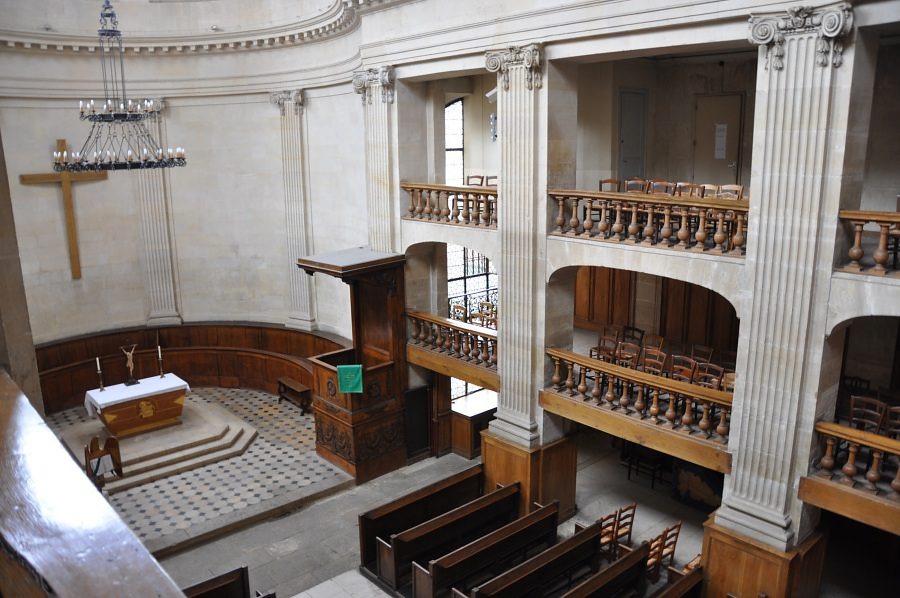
[2,1,900,596]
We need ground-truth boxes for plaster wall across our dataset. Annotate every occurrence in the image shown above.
[462,75,499,180]
[861,43,900,212]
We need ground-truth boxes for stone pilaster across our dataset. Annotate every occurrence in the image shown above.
[137,102,181,326]
[353,66,396,252]
[715,3,855,550]
[485,44,543,448]
[272,89,316,330]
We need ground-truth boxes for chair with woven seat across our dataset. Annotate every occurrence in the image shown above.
[590,334,620,363]
[885,406,900,440]
[675,182,706,198]
[670,355,698,384]
[597,511,620,562]
[615,503,637,546]
[624,177,649,193]
[450,304,468,322]
[640,348,667,376]
[642,333,664,351]
[722,372,736,393]
[850,395,887,434]
[648,179,676,195]
[690,343,714,364]
[623,325,645,346]
[647,522,682,583]
[695,362,725,390]
[484,175,498,186]
[599,178,620,192]
[717,184,744,200]
[466,174,484,186]
[615,341,642,369]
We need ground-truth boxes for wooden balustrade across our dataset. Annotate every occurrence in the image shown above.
[838,210,900,277]
[548,189,749,256]
[406,310,497,371]
[401,183,498,228]
[811,421,900,498]
[545,347,733,443]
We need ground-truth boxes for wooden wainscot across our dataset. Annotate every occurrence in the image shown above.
[299,247,410,483]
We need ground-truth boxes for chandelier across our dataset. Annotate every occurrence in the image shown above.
[53,1,186,172]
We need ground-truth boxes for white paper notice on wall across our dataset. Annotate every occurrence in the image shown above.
[714,124,727,160]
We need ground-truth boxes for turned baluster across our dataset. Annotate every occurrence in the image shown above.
[434,324,444,351]
[440,190,450,222]
[555,197,567,233]
[681,397,695,430]
[471,335,482,363]
[714,211,728,252]
[551,356,562,389]
[891,464,900,496]
[577,365,588,399]
[461,333,472,361]
[490,195,498,227]
[612,203,624,241]
[461,193,472,224]
[676,207,691,248]
[865,450,883,492]
[407,189,416,218]
[730,214,746,255]
[449,192,460,223]
[648,389,660,423]
[444,326,454,353]
[481,194,491,226]
[840,443,859,485]
[418,319,429,344]
[568,197,581,235]
[410,318,421,344]
[698,402,711,437]
[641,205,656,245]
[490,340,498,368]
[847,221,864,268]
[627,203,640,242]
[591,369,602,403]
[582,199,594,238]
[451,328,460,355]
[659,206,673,245]
[716,409,729,442]
[424,321,434,345]
[564,360,575,395]
[422,189,433,220]
[618,379,631,411]
[414,188,425,218]
[818,437,836,476]
[633,385,646,417]
[598,202,610,238]
[873,223,891,273]
[605,375,616,406]
[665,395,678,427]
[692,210,708,251]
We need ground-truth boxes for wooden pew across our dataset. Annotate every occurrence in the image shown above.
[377,482,521,589]
[650,566,703,598]
[464,521,605,597]
[182,565,251,598]
[412,501,560,598]
[560,542,650,598]
[358,464,483,573]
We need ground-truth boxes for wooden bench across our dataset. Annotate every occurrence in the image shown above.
[462,520,604,598]
[560,542,651,598]
[412,501,560,598]
[650,566,703,597]
[183,565,252,598]
[358,465,483,574]
[377,482,521,589]
[276,376,311,414]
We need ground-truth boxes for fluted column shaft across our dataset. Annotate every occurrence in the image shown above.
[485,44,543,447]
[273,90,316,329]
[354,66,396,252]
[137,105,181,325]
[716,4,857,550]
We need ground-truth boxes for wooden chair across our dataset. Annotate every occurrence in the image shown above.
[590,334,620,363]
[675,182,706,197]
[84,435,123,490]
[648,180,676,195]
[597,511,620,562]
[717,184,744,200]
[885,406,900,440]
[836,375,872,423]
[850,395,887,434]
[471,301,496,326]
[695,362,725,390]
[615,341,642,369]
[722,372,736,393]
[624,177,649,193]
[647,522,682,583]
[599,178,620,192]
[699,183,719,196]
[690,343,714,364]
[670,355,698,384]
[642,333,664,351]
[482,316,497,330]
[623,325,645,345]
[484,175,498,186]
[615,503,637,545]
[466,175,485,186]
[450,304,468,322]
[641,348,667,377]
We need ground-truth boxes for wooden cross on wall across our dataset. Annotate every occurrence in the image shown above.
[19,139,108,280]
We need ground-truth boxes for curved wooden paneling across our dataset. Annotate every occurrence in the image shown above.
[37,324,346,413]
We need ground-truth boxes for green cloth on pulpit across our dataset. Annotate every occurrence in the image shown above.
[337,364,363,394]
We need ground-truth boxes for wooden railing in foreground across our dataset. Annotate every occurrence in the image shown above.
[839,210,900,276]
[548,189,749,255]
[541,348,732,473]
[401,183,498,228]
[799,421,900,536]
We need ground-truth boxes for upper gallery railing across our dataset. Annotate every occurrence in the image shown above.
[810,421,900,497]
[406,310,497,371]
[545,347,733,444]
[401,183,498,228]
[548,189,749,256]
[838,210,900,277]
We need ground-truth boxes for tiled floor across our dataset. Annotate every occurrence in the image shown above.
[45,387,348,545]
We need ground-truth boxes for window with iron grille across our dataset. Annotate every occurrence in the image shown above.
[445,99,464,186]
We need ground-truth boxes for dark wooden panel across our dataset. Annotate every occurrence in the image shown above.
[686,285,711,346]
[611,269,633,326]
[592,267,611,324]
[574,266,592,323]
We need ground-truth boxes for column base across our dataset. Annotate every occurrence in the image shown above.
[715,500,794,551]
[285,314,317,331]
[702,516,826,598]
[480,429,576,520]
[147,314,182,327]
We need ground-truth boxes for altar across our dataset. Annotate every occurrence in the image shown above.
[85,374,190,437]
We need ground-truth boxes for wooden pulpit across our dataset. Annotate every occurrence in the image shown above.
[298,247,408,483]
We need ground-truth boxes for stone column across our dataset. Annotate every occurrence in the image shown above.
[353,66,396,252]
[137,102,181,326]
[715,3,857,550]
[485,44,544,448]
[272,89,317,330]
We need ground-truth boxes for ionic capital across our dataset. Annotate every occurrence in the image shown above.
[352,65,395,104]
[749,4,853,70]
[270,89,304,116]
[485,43,543,91]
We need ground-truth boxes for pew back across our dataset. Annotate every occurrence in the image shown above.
[377,483,521,588]
[470,521,604,598]
[182,565,250,598]
[412,501,560,598]
[561,542,651,598]
[650,566,703,598]
[358,464,483,569]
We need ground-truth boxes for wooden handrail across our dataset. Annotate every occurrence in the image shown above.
[838,210,900,274]
[401,182,497,194]
[546,347,732,408]
[839,210,900,224]
[407,309,497,339]
[815,421,900,456]
[401,183,498,227]
[548,188,750,213]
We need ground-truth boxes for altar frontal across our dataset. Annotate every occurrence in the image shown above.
[85,374,190,437]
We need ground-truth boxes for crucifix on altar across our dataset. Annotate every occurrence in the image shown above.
[19,139,108,280]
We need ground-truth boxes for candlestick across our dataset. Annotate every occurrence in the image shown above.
[158,356,164,378]
[96,356,100,369]
[157,345,162,359]
[96,359,105,392]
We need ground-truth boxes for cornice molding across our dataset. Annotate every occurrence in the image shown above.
[270,90,305,116]
[485,43,543,91]
[0,0,410,56]
[749,3,854,70]
[352,66,395,104]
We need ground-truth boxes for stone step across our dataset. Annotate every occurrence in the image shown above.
[121,424,243,477]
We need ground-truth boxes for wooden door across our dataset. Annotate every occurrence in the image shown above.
[692,94,743,185]
[618,90,647,179]
[574,267,634,330]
